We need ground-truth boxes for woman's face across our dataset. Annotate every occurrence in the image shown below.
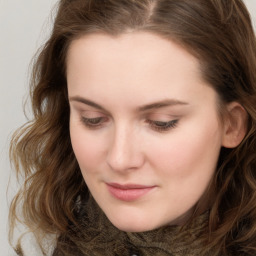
[67,32,226,232]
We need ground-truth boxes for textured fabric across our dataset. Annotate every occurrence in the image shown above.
[12,231,56,256]
[53,195,214,256]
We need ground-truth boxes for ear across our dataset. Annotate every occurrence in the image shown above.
[222,102,248,148]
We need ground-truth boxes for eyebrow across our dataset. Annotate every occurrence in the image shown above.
[69,96,189,112]
[137,99,189,111]
[69,96,105,110]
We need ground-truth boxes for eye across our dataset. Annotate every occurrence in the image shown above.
[80,116,108,129]
[146,119,178,132]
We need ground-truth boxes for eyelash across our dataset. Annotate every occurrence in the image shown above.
[80,117,178,132]
[145,119,178,132]
[80,116,106,129]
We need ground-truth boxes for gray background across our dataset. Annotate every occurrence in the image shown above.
[0,0,255,255]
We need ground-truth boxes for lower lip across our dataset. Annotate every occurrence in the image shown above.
[106,184,155,202]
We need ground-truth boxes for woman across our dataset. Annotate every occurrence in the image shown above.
[9,0,256,255]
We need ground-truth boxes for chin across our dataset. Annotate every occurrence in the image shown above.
[106,212,161,233]
[113,222,156,233]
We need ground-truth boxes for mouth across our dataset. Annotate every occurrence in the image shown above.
[106,183,156,202]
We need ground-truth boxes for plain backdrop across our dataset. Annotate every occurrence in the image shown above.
[0,1,255,255]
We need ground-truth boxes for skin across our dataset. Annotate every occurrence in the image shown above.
[67,32,230,232]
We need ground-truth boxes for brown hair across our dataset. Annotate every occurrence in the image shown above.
[9,0,256,255]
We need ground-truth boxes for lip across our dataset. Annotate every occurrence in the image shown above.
[106,183,156,202]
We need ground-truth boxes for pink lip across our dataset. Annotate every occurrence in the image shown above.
[106,183,156,202]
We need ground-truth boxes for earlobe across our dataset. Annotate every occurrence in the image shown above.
[221,102,248,148]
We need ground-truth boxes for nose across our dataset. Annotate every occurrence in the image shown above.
[106,123,145,172]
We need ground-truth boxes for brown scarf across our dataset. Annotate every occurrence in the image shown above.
[53,195,214,256]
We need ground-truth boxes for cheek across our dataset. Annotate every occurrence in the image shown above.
[70,123,104,173]
[148,117,222,178]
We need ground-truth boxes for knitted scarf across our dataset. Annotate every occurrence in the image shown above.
[53,195,213,256]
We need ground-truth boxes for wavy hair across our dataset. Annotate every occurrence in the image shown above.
[9,0,256,255]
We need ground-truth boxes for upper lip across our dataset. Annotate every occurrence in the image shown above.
[107,183,155,189]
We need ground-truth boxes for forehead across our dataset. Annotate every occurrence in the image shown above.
[66,32,215,109]
[67,32,201,75]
